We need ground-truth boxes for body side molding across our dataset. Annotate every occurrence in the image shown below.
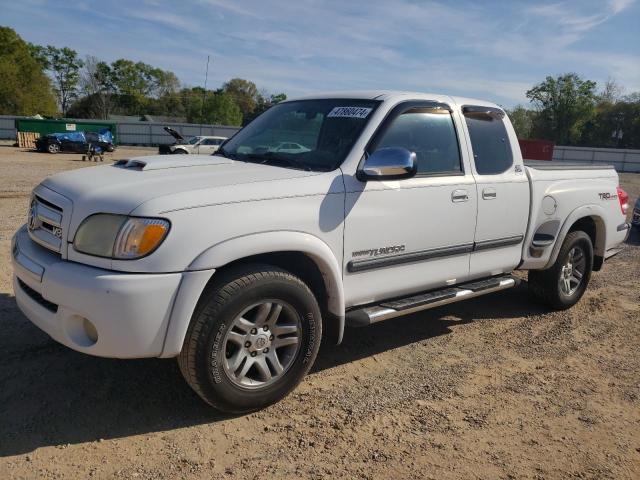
[347,235,525,273]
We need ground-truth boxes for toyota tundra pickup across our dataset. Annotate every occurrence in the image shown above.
[11,91,631,413]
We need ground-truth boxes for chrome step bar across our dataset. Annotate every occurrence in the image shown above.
[346,276,518,327]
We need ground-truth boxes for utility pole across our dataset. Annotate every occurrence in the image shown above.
[200,55,211,136]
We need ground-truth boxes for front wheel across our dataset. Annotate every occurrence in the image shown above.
[178,265,322,413]
[47,143,60,154]
[528,230,593,310]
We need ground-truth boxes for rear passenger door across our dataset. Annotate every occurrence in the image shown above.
[197,138,219,155]
[342,101,477,307]
[461,106,529,278]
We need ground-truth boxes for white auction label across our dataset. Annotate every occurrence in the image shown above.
[327,107,372,119]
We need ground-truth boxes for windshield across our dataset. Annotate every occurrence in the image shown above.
[218,99,380,171]
[187,136,201,145]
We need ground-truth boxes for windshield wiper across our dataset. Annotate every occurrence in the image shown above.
[243,152,313,171]
[214,147,238,160]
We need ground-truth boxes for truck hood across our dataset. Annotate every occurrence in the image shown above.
[41,154,321,233]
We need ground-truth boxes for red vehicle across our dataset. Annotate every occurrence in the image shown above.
[518,139,554,161]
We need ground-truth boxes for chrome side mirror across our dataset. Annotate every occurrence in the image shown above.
[358,147,417,181]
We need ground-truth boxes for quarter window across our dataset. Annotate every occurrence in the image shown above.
[372,107,462,175]
[463,107,513,175]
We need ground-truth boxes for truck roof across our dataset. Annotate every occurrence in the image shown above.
[287,90,502,110]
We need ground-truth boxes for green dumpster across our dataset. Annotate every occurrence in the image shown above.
[16,118,117,144]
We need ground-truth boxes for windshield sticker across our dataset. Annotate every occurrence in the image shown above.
[327,106,373,119]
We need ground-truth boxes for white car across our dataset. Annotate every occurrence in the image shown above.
[158,127,227,155]
[270,142,311,154]
[12,91,631,413]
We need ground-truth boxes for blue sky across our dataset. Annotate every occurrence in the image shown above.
[4,0,640,107]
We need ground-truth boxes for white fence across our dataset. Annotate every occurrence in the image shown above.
[0,115,240,146]
[552,146,640,173]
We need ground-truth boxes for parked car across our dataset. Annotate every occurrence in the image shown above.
[35,129,115,154]
[158,127,227,154]
[270,142,311,154]
[12,91,631,414]
[632,197,640,227]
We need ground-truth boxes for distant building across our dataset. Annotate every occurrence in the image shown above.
[107,115,142,123]
[107,114,188,123]
[141,115,187,123]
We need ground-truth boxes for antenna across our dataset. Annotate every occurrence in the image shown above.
[200,55,211,136]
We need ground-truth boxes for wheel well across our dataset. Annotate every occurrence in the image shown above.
[568,216,596,245]
[567,216,603,271]
[211,252,340,340]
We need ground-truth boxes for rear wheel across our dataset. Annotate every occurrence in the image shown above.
[178,265,322,413]
[528,230,593,310]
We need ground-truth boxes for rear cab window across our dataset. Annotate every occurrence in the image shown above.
[462,106,513,175]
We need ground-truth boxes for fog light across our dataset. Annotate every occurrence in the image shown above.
[65,315,98,347]
[83,318,98,343]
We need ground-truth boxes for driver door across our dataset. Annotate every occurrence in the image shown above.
[342,102,477,307]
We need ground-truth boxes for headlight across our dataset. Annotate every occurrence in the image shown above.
[74,214,170,259]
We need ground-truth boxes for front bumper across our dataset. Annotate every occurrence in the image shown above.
[11,226,210,359]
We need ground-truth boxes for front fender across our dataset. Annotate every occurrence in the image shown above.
[190,229,345,329]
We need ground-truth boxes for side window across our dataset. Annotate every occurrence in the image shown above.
[463,107,513,175]
[373,107,462,175]
[202,138,216,145]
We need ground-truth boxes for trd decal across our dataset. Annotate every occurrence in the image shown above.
[598,192,618,200]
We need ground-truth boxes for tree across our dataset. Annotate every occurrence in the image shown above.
[0,27,57,115]
[581,95,640,149]
[526,73,597,145]
[598,78,624,104]
[29,44,84,115]
[101,59,180,115]
[203,92,242,125]
[222,78,260,120]
[507,105,538,139]
[243,92,287,125]
[68,56,114,119]
[151,69,180,98]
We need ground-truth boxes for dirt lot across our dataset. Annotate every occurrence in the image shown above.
[0,145,638,479]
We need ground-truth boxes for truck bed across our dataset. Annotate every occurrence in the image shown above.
[524,160,615,171]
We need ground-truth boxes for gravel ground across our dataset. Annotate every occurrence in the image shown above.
[0,146,638,479]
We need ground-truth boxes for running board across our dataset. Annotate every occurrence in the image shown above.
[346,276,518,327]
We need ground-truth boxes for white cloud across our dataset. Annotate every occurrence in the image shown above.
[527,0,635,37]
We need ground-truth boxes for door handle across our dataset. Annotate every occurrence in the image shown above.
[451,189,469,202]
[482,188,497,200]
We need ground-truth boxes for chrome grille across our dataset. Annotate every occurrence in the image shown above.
[27,194,64,253]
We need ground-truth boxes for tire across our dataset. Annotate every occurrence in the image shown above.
[528,230,593,310]
[47,143,60,154]
[178,264,322,413]
[173,149,188,154]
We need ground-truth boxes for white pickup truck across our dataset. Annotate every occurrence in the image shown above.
[12,91,631,412]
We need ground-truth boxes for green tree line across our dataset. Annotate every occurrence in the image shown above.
[0,26,285,126]
[508,74,640,149]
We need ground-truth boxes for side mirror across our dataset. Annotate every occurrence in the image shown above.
[358,147,417,181]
